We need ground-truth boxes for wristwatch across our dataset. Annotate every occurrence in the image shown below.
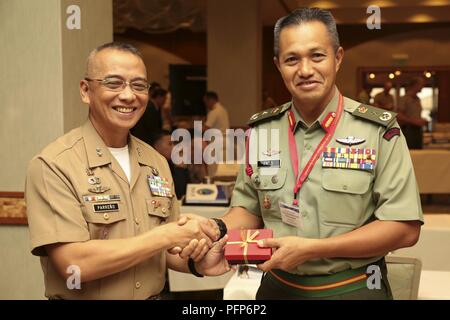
[212,218,228,240]
[188,258,204,277]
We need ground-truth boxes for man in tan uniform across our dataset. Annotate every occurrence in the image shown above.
[25,43,228,300]
[397,77,428,149]
[374,81,395,111]
[204,8,423,299]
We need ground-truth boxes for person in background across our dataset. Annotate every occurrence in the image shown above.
[131,87,168,145]
[374,81,395,111]
[262,90,277,109]
[150,130,191,199]
[357,86,371,105]
[397,77,428,149]
[203,91,230,134]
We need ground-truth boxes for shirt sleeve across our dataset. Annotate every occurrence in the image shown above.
[230,162,262,217]
[372,121,424,223]
[25,157,90,256]
[205,109,217,128]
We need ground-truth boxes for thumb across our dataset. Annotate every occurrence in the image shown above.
[177,216,188,226]
[217,234,228,250]
[168,246,182,254]
[257,238,278,248]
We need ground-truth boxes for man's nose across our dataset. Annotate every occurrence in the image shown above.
[118,84,136,101]
[297,60,314,78]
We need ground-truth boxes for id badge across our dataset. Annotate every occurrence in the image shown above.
[278,201,302,229]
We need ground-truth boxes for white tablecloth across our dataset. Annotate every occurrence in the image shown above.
[418,270,450,300]
[394,214,450,271]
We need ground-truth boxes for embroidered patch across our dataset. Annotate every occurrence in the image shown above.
[383,128,401,141]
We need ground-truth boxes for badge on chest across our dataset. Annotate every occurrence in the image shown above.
[147,175,173,197]
[322,147,376,171]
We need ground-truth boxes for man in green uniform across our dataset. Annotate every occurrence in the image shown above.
[206,8,423,299]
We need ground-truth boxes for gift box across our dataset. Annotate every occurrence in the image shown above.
[224,229,273,265]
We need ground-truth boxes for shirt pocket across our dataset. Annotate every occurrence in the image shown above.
[146,197,172,226]
[82,202,127,239]
[253,168,287,220]
[320,169,372,227]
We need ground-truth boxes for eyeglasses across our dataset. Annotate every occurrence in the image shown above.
[85,77,150,94]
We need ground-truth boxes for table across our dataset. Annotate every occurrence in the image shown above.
[418,270,450,300]
[394,214,450,271]
[409,150,450,194]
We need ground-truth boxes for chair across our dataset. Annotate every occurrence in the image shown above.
[385,255,422,300]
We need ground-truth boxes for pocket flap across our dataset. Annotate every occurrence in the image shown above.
[146,197,172,218]
[253,168,287,190]
[322,169,371,194]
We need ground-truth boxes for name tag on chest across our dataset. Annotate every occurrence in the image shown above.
[93,203,119,213]
[257,160,280,168]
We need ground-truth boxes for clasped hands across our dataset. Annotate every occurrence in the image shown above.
[166,213,230,276]
[165,214,319,274]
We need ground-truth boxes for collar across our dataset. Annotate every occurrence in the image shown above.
[128,136,153,167]
[82,119,152,169]
[290,87,341,132]
[82,120,113,168]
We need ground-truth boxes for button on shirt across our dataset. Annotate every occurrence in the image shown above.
[25,120,179,299]
[231,88,423,276]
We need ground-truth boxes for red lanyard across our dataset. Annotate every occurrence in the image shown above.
[288,94,344,205]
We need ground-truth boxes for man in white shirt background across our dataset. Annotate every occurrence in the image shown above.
[203,91,230,134]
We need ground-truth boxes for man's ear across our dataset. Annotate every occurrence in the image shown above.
[273,56,281,73]
[80,80,90,104]
[335,47,344,73]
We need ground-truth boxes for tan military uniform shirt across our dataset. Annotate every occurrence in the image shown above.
[231,88,423,276]
[25,120,179,299]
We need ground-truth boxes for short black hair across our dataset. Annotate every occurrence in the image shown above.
[406,77,425,89]
[151,88,168,99]
[94,42,142,58]
[85,42,143,77]
[204,91,219,100]
[273,7,340,57]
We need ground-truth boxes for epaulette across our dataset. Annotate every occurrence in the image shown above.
[247,103,291,126]
[352,104,397,127]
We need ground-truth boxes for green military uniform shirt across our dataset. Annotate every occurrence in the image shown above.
[231,87,423,276]
[25,119,179,299]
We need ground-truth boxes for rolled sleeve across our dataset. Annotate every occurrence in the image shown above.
[25,157,90,256]
[372,123,424,223]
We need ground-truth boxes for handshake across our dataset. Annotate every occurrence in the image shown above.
[163,213,231,277]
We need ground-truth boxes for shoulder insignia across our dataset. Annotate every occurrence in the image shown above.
[383,127,401,141]
[247,103,290,126]
[352,104,397,127]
